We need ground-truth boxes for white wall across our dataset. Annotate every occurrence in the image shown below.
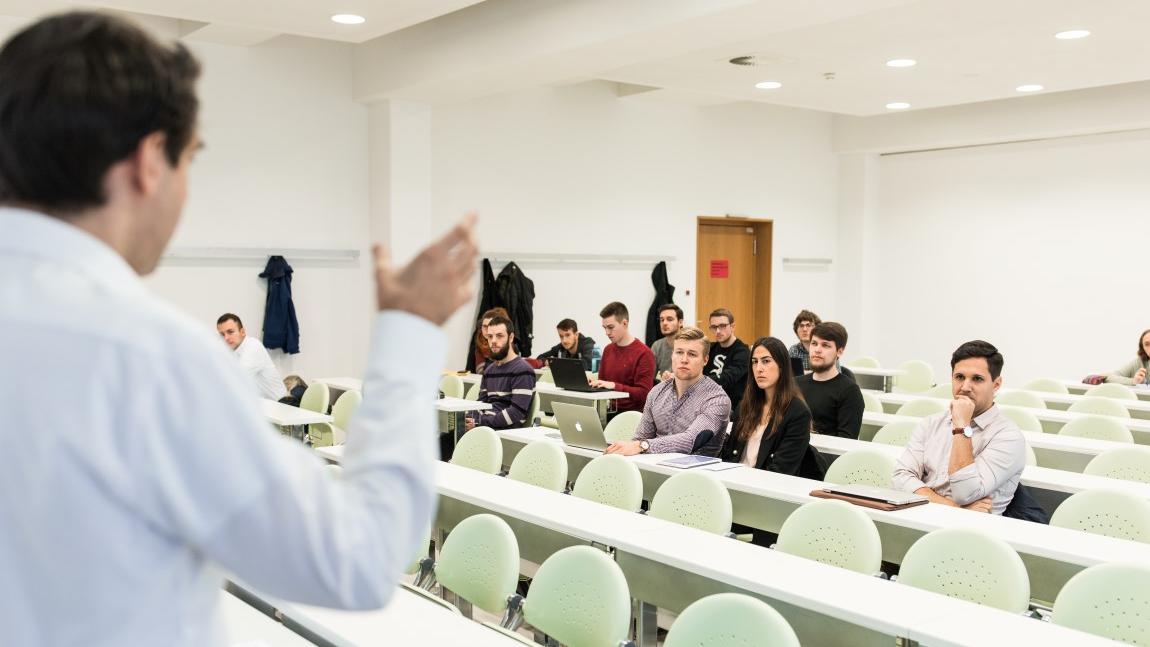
[429,81,841,365]
[145,35,375,380]
[870,129,1150,383]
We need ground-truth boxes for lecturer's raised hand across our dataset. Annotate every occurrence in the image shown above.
[374,212,479,325]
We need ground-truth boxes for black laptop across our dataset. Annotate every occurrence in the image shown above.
[549,357,610,392]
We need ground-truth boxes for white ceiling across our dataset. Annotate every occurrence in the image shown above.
[1,0,1148,116]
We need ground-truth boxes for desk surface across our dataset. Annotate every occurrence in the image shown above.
[314,377,363,393]
[437,461,1115,647]
[1064,379,1150,400]
[437,396,493,412]
[849,366,906,377]
[261,399,332,426]
[221,592,314,647]
[534,381,627,400]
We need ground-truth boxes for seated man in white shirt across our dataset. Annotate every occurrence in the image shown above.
[217,313,288,400]
[892,340,1027,514]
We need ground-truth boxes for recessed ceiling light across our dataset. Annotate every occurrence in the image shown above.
[886,59,916,68]
[755,80,782,90]
[1016,84,1044,92]
[885,102,910,110]
[1055,29,1090,40]
[331,14,366,25]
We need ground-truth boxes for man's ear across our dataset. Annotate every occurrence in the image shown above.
[129,131,169,196]
[992,376,1002,393]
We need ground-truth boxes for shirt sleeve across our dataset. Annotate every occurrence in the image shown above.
[611,347,656,408]
[632,390,658,441]
[892,418,931,493]
[647,389,731,455]
[1105,357,1142,385]
[128,311,444,609]
[949,427,1027,506]
[764,405,812,476]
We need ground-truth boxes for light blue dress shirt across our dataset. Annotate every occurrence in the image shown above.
[0,208,443,645]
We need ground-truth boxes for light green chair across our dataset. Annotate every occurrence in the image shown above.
[1086,382,1137,401]
[450,426,503,474]
[897,528,1030,612]
[895,360,934,393]
[537,368,554,384]
[848,356,881,369]
[524,392,541,427]
[872,420,919,447]
[603,410,643,443]
[995,389,1047,409]
[925,383,952,399]
[331,390,361,430]
[1050,489,1150,544]
[775,500,882,575]
[1024,378,1070,394]
[664,593,800,647]
[1068,396,1131,419]
[823,449,896,488]
[1059,415,1135,444]
[1084,446,1150,484]
[1052,563,1150,644]
[507,440,568,492]
[299,382,331,414]
[861,390,883,413]
[440,374,465,399]
[649,471,733,535]
[433,514,521,615]
[1023,441,1037,467]
[309,390,364,447]
[506,546,632,647]
[896,398,947,418]
[999,405,1044,433]
[464,383,481,401]
[572,454,644,511]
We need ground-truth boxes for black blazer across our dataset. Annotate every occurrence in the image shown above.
[721,399,812,476]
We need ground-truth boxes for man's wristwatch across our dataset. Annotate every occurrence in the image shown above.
[639,440,650,453]
[952,426,974,438]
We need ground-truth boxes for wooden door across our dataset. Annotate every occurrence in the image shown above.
[696,218,772,340]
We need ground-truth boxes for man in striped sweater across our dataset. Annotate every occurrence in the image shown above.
[466,314,537,429]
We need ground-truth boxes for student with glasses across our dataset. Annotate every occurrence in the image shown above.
[703,308,750,421]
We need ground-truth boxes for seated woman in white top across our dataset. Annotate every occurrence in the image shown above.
[1105,328,1150,386]
[720,336,812,475]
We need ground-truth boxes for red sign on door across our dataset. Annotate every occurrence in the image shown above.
[710,259,729,279]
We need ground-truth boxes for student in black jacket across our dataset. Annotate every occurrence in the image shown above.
[704,308,750,420]
[536,318,597,371]
[721,336,812,476]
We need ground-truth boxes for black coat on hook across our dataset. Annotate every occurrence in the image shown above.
[645,261,675,346]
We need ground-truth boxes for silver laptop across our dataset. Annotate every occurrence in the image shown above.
[820,484,928,507]
[551,401,610,451]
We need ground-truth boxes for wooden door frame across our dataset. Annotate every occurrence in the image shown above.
[695,216,773,339]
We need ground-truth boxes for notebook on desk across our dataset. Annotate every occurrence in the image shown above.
[811,484,929,511]
[549,357,610,392]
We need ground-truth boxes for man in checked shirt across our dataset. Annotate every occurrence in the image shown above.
[606,327,731,457]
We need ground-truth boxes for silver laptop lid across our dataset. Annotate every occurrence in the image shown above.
[551,401,609,451]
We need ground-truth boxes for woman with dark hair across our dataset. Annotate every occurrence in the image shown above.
[1105,329,1150,386]
[721,336,813,475]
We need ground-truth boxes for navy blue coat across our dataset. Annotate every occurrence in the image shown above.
[260,255,300,354]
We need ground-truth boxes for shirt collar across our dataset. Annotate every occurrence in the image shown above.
[0,207,143,294]
[972,404,1000,430]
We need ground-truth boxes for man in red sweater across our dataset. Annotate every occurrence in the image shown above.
[590,301,656,413]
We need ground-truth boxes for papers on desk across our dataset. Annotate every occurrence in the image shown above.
[659,455,721,469]
[703,462,742,472]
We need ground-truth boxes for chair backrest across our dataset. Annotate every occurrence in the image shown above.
[1050,489,1150,544]
[1084,446,1150,484]
[898,528,1030,612]
[307,422,340,447]
[823,449,896,488]
[776,500,882,575]
[1068,396,1131,419]
[998,405,1044,433]
[847,356,880,369]
[649,471,733,535]
[1024,378,1069,394]
[465,382,481,401]
[1052,562,1150,644]
[1023,441,1037,467]
[434,513,521,614]
[299,382,330,414]
[602,410,643,443]
[507,440,569,492]
[1059,415,1134,444]
[860,390,883,413]
[871,420,919,447]
[331,389,362,431]
[924,383,953,399]
[1086,382,1137,401]
[995,389,1047,410]
[450,426,504,474]
[523,546,632,647]
[440,374,465,399]
[537,368,554,384]
[572,454,644,511]
[895,398,947,418]
[896,360,934,393]
[525,392,541,426]
[664,593,800,647]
